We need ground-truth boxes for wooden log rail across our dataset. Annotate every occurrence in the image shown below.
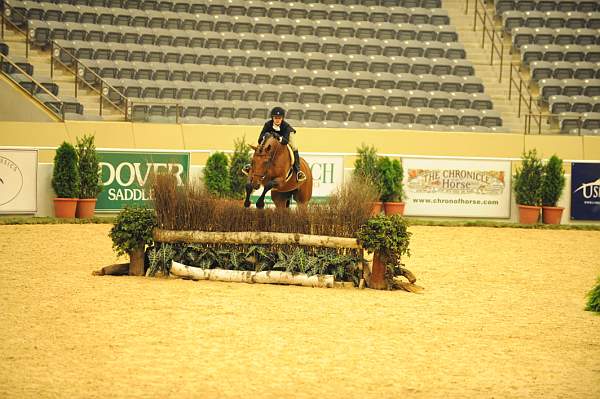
[153,229,361,249]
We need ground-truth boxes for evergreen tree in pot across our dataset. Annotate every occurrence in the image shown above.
[109,206,157,276]
[228,137,251,200]
[353,144,382,215]
[203,152,230,198]
[75,134,103,218]
[377,156,405,215]
[513,149,543,224]
[51,141,80,218]
[541,154,566,224]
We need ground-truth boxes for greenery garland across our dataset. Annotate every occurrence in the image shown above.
[147,242,364,285]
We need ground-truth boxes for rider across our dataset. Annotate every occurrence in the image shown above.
[244,106,306,182]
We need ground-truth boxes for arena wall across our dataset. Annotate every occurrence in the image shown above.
[1,121,599,224]
[2,120,600,163]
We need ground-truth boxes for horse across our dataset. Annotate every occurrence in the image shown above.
[244,133,313,209]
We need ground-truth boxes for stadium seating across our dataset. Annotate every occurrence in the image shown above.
[0,0,504,128]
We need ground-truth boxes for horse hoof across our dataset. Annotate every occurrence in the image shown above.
[256,201,265,209]
[244,200,251,208]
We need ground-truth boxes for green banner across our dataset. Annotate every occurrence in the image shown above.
[96,151,190,211]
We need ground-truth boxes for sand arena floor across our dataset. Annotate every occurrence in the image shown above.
[0,224,599,399]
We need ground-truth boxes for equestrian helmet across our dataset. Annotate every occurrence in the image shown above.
[270,106,286,117]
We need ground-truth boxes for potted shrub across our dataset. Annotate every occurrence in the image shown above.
[75,134,103,218]
[513,149,543,224]
[109,206,157,276]
[229,136,251,199]
[541,154,566,225]
[203,151,231,197]
[356,214,412,290]
[353,144,382,215]
[51,141,80,218]
[377,156,405,215]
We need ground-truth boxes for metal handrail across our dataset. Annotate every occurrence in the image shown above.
[523,112,592,136]
[0,1,30,58]
[507,62,545,134]
[471,0,546,135]
[1,1,129,120]
[49,41,129,119]
[0,52,65,120]
[472,0,505,82]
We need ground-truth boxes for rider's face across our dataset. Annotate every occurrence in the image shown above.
[272,116,283,126]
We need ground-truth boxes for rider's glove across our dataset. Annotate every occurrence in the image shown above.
[279,136,289,145]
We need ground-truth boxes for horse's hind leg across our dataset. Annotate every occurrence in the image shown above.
[272,191,292,208]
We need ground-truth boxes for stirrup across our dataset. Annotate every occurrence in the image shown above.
[242,164,251,176]
[297,171,306,182]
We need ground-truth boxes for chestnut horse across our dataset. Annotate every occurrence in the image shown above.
[244,133,313,209]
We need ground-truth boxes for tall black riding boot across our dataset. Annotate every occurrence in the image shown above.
[293,150,306,182]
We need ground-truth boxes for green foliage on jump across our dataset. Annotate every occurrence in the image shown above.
[147,242,364,285]
[541,154,566,207]
[52,141,80,198]
[76,134,103,199]
[109,206,157,257]
[585,276,600,313]
[357,214,411,282]
[203,152,230,197]
[229,136,252,199]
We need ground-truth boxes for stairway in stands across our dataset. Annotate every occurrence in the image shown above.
[1,27,124,121]
[443,0,524,133]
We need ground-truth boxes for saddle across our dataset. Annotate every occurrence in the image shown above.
[284,145,295,182]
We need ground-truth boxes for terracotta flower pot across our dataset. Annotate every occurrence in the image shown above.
[76,198,97,218]
[384,201,405,215]
[517,204,541,224]
[370,202,383,216]
[542,206,564,225]
[369,251,388,290]
[53,198,78,218]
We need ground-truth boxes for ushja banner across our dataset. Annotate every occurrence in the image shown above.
[402,158,511,218]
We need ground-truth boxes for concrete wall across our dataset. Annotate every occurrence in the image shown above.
[0,76,57,122]
[1,120,600,163]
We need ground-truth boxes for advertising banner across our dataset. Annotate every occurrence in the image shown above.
[403,158,511,218]
[250,155,344,204]
[0,149,37,213]
[96,151,190,211]
[570,162,600,220]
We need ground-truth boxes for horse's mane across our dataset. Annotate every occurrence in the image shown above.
[257,132,280,154]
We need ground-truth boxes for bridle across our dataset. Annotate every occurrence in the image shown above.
[251,133,281,181]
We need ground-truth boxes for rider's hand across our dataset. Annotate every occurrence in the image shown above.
[279,136,288,145]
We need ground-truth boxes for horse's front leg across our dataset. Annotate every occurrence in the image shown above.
[244,183,254,208]
[256,179,280,209]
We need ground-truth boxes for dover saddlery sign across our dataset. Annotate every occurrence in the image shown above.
[570,162,600,220]
[250,155,344,204]
[0,149,37,214]
[403,158,511,218]
[96,151,190,211]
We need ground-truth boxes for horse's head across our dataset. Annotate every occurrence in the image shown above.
[248,134,280,189]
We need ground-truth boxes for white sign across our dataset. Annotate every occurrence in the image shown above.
[0,149,38,213]
[304,155,344,200]
[403,158,511,218]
